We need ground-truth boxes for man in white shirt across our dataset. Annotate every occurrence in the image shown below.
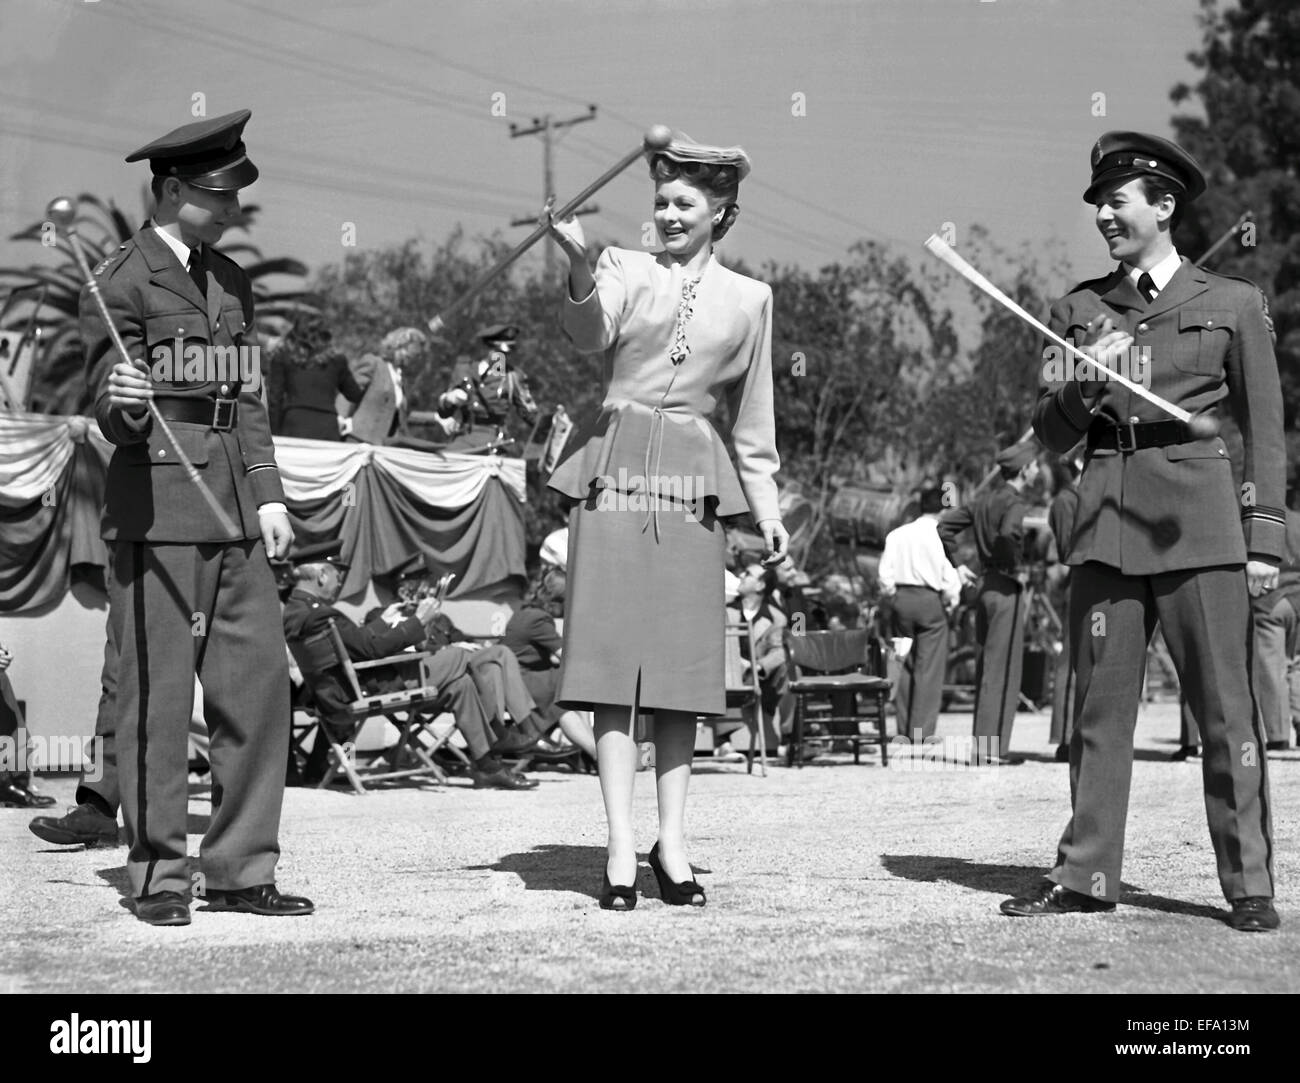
[878,487,962,740]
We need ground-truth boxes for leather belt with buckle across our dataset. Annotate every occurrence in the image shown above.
[155,397,240,432]
[1087,418,1188,453]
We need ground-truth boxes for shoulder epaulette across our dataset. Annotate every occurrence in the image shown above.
[91,240,132,279]
[1205,268,1275,338]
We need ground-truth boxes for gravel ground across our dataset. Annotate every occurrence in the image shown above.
[3,700,1298,996]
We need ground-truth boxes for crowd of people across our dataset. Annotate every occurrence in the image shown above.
[267,316,538,454]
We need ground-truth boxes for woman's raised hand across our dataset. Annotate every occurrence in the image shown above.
[542,196,587,261]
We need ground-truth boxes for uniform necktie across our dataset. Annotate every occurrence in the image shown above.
[187,249,207,299]
[1137,271,1157,304]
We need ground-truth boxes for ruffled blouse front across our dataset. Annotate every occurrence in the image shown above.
[546,246,780,523]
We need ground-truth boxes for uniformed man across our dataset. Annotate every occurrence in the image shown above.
[437,323,539,452]
[1250,496,1300,751]
[1002,131,1284,932]
[1046,456,1080,760]
[83,110,312,926]
[281,542,538,790]
[939,443,1041,763]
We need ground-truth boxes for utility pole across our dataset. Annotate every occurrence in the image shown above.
[510,105,599,281]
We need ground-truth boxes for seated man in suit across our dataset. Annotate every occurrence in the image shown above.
[379,571,550,753]
[281,542,535,790]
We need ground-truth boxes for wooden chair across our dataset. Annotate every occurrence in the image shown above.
[287,619,470,794]
[783,628,891,767]
[718,619,770,776]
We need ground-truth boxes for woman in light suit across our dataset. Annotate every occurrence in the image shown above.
[545,134,788,909]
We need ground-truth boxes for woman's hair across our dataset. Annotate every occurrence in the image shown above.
[649,154,741,241]
[280,316,341,370]
[525,567,567,615]
[380,326,429,366]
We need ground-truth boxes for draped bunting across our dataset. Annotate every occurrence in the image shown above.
[0,414,526,613]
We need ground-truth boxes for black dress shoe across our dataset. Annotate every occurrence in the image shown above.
[134,891,191,926]
[599,871,637,911]
[1,779,57,808]
[1000,880,1116,916]
[1054,744,1070,763]
[492,729,543,755]
[1227,897,1279,932]
[471,763,539,790]
[202,883,315,916]
[1169,745,1201,761]
[648,842,706,907]
[29,803,119,846]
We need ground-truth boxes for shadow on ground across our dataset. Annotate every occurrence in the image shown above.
[466,844,713,902]
[882,854,1224,919]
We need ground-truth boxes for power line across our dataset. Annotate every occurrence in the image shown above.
[226,0,636,124]
[509,107,600,281]
[91,1,487,123]
[0,91,537,209]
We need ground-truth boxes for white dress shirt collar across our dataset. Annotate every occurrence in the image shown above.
[152,223,196,268]
[1125,248,1182,294]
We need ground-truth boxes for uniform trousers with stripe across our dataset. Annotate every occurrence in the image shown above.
[973,571,1026,751]
[1051,562,1274,903]
[110,538,288,899]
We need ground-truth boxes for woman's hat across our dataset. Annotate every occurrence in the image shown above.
[648,131,751,183]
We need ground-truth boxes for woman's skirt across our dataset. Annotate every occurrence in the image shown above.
[281,406,340,441]
[556,489,726,716]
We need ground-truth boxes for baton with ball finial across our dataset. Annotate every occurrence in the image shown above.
[47,196,239,536]
[427,125,674,336]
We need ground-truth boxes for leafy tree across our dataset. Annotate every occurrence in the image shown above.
[1170,0,1300,447]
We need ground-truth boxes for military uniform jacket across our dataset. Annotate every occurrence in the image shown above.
[81,226,286,543]
[441,353,535,434]
[282,591,426,660]
[1033,258,1285,574]
[938,485,1031,577]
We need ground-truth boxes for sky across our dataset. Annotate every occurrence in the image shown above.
[1,0,1212,293]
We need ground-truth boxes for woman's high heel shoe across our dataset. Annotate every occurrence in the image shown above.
[648,842,706,907]
[599,871,637,911]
